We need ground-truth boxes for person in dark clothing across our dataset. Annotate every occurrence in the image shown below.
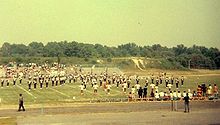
[183,93,190,113]
[138,87,143,98]
[28,80,31,91]
[175,78,179,89]
[18,94,25,111]
[143,86,148,98]
[201,84,207,96]
[181,76,184,86]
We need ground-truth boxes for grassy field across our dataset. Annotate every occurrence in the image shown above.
[0,69,220,106]
[0,69,220,125]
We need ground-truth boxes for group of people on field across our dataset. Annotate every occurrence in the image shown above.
[0,63,219,102]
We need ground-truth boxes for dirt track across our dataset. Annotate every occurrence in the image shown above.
[0,100,220,125]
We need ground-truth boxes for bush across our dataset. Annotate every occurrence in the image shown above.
[84,58,89,62]
[91,60,97,64]
[107,58,112,62]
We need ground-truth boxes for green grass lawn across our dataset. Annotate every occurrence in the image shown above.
[0,74,220,106]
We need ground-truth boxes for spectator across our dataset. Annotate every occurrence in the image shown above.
[207,84,212,96]
[213,84,219,98]
[193,90,197,97]
[177,91,182,100]
[143,86,148,98]
[197,85,202,97]
[128,92,133,102]
[150,88,154,97]
[138,87,143,98]
[183,91,187,97]
[169,91,173,100]
[183,93,190,113]
[201,84,207,96]
[159,91,165,100]
[173,91,177,100]
[155,91,160,100]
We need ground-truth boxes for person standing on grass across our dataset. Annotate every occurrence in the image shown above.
[28,80,31,91]
[135,83,141,92]
[170,75,174,85]
[13,77,16,86]
[183,93,190,113]
[33,79,37,90]
[45,77,49,89]
[6,79,9,87]
[181,76,184,86]
[106,83,111,95]
[18,94,25,111]
[79,84,84,95]
[19,76,22,85]
[175,78,179,89]
[123,81,127,94]
[145,77,149,86]
[40,78,43,89]
[93,83,98,95]
[131,86,136,95]
[1,79,4,88]
[165,77,169,88]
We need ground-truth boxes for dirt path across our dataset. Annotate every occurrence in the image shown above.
[16,109,220,125]
[0,101,220,125]
[131,59,145,71]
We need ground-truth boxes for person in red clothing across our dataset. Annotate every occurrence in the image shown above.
[213,84,219,97]
[197,85,202,97]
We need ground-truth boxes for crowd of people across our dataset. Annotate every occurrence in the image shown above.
[0,63,219,102]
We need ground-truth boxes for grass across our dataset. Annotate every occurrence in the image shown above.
[0,73,220,106]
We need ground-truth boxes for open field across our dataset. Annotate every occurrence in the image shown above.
[0,69,220,106]
[0,68,220,124]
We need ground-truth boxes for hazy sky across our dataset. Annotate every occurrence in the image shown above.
[0,0,220,48]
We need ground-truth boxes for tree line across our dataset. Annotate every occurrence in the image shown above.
[0,41,220,69]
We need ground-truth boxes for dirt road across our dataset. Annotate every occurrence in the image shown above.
[0,100,220,125]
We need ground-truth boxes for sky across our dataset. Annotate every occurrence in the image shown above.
[0,0,220,49]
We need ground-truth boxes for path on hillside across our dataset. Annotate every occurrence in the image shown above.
[131,58,145,71]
